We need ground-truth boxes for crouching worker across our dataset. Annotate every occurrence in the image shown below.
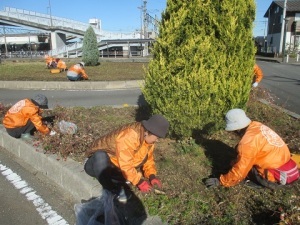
[205,108,299,190]
[55,58,67,72]
[84,114,169,203]
[66,62,88,81]
[2,94,56,139]
[45,55,56,69]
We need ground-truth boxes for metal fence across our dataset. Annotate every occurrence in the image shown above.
[1,51,46,59]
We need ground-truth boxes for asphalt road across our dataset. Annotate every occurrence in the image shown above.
[0,88,146,108]
[257,61,300,115]
[0,146,76,225]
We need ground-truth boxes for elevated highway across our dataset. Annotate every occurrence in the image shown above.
[0,7,148,57]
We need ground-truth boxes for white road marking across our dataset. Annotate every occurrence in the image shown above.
[0,163,69,225]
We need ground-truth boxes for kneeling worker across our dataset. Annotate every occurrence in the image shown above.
[66,62,88,81]
[3,94,56,138]
[55,58,68,72]
[205,108,299,189]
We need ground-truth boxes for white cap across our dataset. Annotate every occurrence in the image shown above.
[79,62,85,67]
[225,109,251,131]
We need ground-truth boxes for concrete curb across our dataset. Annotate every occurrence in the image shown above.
[0,80,145,90]
[256,56,300,65]
[0,125,101,202]
[259,99,300,119]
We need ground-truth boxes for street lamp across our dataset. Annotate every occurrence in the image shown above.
[282,18,289,62]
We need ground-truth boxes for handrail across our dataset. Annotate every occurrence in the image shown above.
[0,7,142,57]
[0,7,101,36]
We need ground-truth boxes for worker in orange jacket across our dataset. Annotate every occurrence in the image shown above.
[45,55,56,69]
[3,94,56,138]
[84,114,169,203]
[55,58,67,72]
[66,62,88,81]
[205,109,299,189]
[252,64,264,87]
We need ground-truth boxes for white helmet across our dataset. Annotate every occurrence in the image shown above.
[79,62,85,67]
[225,109,251,131]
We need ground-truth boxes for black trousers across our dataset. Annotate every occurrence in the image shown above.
[6,120,35,138]
[247,167,280,190]
[84,151,126,191]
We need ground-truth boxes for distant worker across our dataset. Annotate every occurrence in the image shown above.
[66,62,88,81]
[205,109,299,190]
[55,58,67,72]
[45,55,56,69]
[252,64,264,88]
[2,94,56,139]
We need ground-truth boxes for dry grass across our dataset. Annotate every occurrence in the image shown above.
[0,59,147,81]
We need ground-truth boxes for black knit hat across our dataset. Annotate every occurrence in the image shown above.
[31,94,48,109]
[142,114,169,138]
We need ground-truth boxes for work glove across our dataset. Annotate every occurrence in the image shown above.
[252,82,258,88]
[49,130,56,136]
[149,175,162,189]
[204,177,220,188]
[137,180,152,193]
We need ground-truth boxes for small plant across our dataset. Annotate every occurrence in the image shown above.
[175,137,199,154]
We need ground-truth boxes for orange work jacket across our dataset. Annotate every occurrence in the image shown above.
[87,122,157,185]
[67,64,88,80]
[253,64,264,83]
[56,60,67,70]
[45,56,54,66]
[3,99,50,134]
[220,121,290,187]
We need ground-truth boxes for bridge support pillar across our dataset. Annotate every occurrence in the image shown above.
[50,32,67,55]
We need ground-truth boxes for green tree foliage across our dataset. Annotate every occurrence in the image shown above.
[142,0,256,138]
[82,26,99,66]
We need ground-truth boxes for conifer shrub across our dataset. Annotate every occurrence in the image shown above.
[82,26,99,66]
[142,0,256,138]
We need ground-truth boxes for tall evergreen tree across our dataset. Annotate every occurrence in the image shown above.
[142,0,256,138]
[82,26,99,66]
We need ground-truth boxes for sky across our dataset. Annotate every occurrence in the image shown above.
[254,0,274,37]
[0,0,273,37]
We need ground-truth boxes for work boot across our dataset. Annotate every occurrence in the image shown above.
[113,186,132,204]
[243,180,263,189]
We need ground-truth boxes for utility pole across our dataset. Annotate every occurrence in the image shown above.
[282,18,289,62]
[143,0,148,39]
[137,6,143,39]
[279,0,287,54]
[142,0,148,56]
[3,26,8,57]
[28,32,32,59]
[263,19,268,52]
[48,0,53,27]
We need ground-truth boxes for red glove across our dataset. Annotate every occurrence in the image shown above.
[150,178,162,189]
[137,180,152,193]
